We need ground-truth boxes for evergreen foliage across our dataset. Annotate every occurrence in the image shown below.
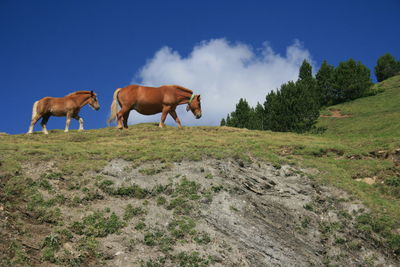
[332,59,372,104]
[263,80,319,133]
[375,53,400,82]
[220,118,226,126]
[299,60,313,81]
[221,57,373,133]
[316,60,335,106]
[224,99,259,129]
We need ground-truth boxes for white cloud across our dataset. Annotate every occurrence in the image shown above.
[130,38,314,126]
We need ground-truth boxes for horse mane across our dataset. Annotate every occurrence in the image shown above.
[65,90,94,97]
[166,85,193,94]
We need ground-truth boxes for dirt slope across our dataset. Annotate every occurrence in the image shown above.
[3,157,397,266]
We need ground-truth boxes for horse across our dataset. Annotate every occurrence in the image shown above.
[107,84,202,129]
[27,90,100,134]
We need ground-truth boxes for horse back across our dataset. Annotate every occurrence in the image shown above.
[37,96,78,116]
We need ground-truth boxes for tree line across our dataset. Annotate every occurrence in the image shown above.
[221,53,400,133]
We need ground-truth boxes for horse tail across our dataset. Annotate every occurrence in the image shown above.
[31,100,39,120]
[107,88,121,125]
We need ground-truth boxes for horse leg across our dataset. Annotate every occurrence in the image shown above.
[27,114,41,134]
[41,115,50,135]
[169,110,182,128]
[123,111,130,129]
[64,114,72,132]
[159,106,171,128]
[73,115,84,131]
[117,107,129,130]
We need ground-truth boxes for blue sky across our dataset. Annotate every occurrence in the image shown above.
[0,0,399,134]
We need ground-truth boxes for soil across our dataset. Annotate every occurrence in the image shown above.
[2,158,399,266]
[320,109,351,118]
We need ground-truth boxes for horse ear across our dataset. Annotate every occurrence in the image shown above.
[186,105,190,112]
[90,90,94,95]
[197,95,201,100]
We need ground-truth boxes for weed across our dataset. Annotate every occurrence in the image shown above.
[172,251,211,266]
[42,171,63,180]
[41,233,61,263]
[135,222,146,230]
[156,196,167,206]
[143,229,174,252]
[168,216,196,239]
[194,232,211,245]
[123,204,146,221]
[112,185,149,199]
[301,216,311,228]
[139,167,162,176]
[211,185,223,193]
[9,241,30,265]
[205,173,213,179]
[167,197,193,215]
[71,211,126,237]
[230,206,239,212]
[303,203,315,212]
[335,236,347,244]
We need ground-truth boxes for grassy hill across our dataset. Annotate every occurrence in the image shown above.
[0,75,399,266]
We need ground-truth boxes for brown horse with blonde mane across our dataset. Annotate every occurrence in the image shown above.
[107,85,202,129]
[27,90,100,134]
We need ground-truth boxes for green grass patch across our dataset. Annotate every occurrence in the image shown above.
[70,211,126,237]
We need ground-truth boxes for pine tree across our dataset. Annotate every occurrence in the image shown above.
[230,98,253,129]
[220,118,226,126]
[375,53,400,82]
[263,80,320,133]
[226,114,231,126]
[299,59,313,81]
[333,59,372,103]
[254,102,265,130]
[316,60,335,106]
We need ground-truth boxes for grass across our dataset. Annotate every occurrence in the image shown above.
[0,75,400,263]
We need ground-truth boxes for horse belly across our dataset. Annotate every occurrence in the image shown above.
[134,103,163,115]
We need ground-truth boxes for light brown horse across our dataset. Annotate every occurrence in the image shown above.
[27,90,100,134]
[107,85,202,129]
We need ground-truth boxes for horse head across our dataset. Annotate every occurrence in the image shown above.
[88,91,100,111]
[186,94,202,119]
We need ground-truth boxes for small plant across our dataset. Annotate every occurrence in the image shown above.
[301,216,311,228]
[172,251,211,266]
[143,229,174,252]
[43,171,63,180]
[123,204,146,221]
[112,185,149,199]
[41,233,61,263]
[229,205,239,212]
[70,211,126,237]
[168,216,196,239]
[135,221,146,230]
[139,167,162,175]
[211,185,223,193]
[205,173,213,179]
[167,197,193,215]
[194,232,211,245]
[156,196,167,206]
[37,178,53,191]
[303,203,315,212]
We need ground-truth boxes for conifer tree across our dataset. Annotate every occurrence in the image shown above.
[316,60,335,106]
[333,59,372,103]
[220,118,226,126]
[375,53,400,82]
[299,59,313,81]
[254,102,265,130]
